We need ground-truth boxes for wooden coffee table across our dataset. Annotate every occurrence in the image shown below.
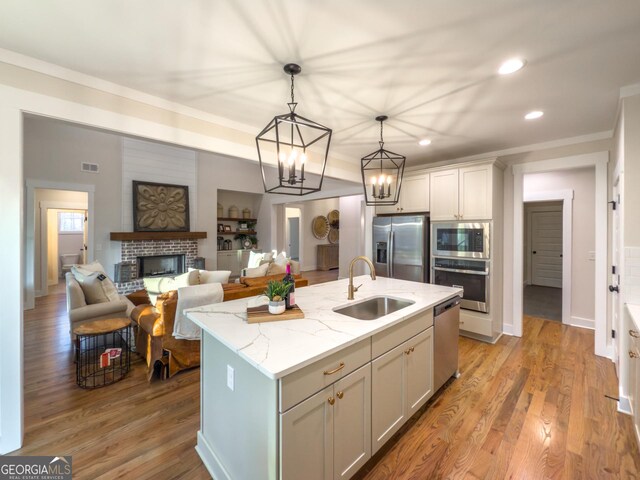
[73,317,131,389]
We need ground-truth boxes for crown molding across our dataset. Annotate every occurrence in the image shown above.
[0,47,258,135]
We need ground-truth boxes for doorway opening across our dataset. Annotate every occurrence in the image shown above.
[523,201,563,321]
[34,189,89,298]
[286,207,301,261]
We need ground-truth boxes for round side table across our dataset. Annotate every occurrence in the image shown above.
[73,317,131,389]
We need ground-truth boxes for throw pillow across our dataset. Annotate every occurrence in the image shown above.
[242,263,269,278]
[241,273,302,287]
[273,252,288,266]
[262,252,274,262]
[71,261,120,302]
[77,272,112,304]
[199,270,232,284]
[266,262,287,276]
[247,251,264,269]
[175,270,199,288]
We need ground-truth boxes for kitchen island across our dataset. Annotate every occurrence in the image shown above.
[187,275,462,480]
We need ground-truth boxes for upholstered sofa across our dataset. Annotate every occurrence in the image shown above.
[130,271,308,380]
[65,270,136,340]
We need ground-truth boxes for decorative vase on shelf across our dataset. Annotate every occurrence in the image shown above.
[243,208,251,219]
[268,300,286,315]
[229,205,239,218]
[217,203,223,218]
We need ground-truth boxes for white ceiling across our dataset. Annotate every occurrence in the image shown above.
[1,0,639,166]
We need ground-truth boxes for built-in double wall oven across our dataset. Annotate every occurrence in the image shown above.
[431,222,490,313]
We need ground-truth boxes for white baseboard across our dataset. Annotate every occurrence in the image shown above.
[502,323,515,336]
[569,315,595,330]
[196,431,231,480]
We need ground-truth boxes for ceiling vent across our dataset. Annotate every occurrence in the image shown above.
[81,162,99,173]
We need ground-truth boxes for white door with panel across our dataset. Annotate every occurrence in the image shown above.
[459,165,491,221]
[531,211,563,288]
[280,365,371,480]
[371,328,434,454]
[281,384,333,480]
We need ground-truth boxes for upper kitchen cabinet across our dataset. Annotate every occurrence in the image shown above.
[376,173,429,215]
[430,164,493,222]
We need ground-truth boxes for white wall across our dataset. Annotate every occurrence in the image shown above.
[501,138,612,334]
[24,117,122,276]
[122,137,197,231]
[338,195,367,279]
[523,169,596,323]
[298,197,340,271]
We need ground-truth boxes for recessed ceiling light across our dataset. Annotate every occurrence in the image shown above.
[524,110,544,120]
[498,58,525,75]
[418,139,431,146]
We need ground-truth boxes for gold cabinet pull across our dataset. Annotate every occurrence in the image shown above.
[404,346,415,355]
[336,391,344,399]
[630,351,640,359]
[324,362,345,375]
[630,330,640,338]
[328,397,335,405]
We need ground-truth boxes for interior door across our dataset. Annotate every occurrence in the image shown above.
[391,216,425,282]
[611,180,621,372]
[531,210,563,288]
[82,209,88,263]
[288,217,300,260]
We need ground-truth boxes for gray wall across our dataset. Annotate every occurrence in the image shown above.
[24,117,122,277]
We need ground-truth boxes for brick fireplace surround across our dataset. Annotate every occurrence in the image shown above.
[115,239,198,294]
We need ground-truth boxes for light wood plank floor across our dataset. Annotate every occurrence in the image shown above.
[10,282,640,479]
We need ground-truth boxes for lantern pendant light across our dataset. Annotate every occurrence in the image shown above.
[256,63,332,195]
[360,115,406,206]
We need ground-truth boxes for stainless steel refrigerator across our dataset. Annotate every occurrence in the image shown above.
[373,215,429,283]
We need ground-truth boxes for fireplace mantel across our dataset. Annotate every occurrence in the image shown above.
[110,231,207,241]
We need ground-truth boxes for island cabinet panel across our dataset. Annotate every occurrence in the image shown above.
[371,327,434,454]
[279,338,371,413]
[371,309,433,358]
[280,364,371,480]
[405,328,434,415]
[371,343,407,453]
[280,385,333,480]
[198,334,278,480]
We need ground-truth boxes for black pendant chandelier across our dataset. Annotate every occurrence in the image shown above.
[256,63,332,196]
[361,115,406,206]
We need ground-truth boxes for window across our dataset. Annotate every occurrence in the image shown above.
[58,212,85,233]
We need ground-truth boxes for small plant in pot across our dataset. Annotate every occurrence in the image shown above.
[264,280,292,315]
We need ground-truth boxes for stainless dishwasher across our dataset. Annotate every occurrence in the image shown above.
[433,296,461,392]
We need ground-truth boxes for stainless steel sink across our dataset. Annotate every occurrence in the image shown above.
[333,296,415,321]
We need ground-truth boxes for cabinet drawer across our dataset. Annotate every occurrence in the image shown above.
[279,338,371,413]
[459,312,492,337]
[371,310,433,359]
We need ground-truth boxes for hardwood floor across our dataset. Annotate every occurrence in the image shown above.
[11,283,640,479]
[355,316,640,479]
[303,268,339,285]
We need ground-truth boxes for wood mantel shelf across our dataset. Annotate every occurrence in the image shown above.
[110,231,207,241]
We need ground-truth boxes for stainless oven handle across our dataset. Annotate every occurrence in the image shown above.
[433,266,489,275]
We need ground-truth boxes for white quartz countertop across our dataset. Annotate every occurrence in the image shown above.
[626,303,640,330]
[187,276,462,380]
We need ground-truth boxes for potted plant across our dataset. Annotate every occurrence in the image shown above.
[264,280,292,315]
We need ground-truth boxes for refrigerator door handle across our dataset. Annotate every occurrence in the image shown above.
[389,230,394,277]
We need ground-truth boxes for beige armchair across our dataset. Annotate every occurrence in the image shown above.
[65,272,135,340]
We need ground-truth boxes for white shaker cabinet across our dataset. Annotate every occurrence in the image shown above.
[376,174,429,215]
[429,164,492,221]
[281,364,371,480]
[371,327,433,454]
